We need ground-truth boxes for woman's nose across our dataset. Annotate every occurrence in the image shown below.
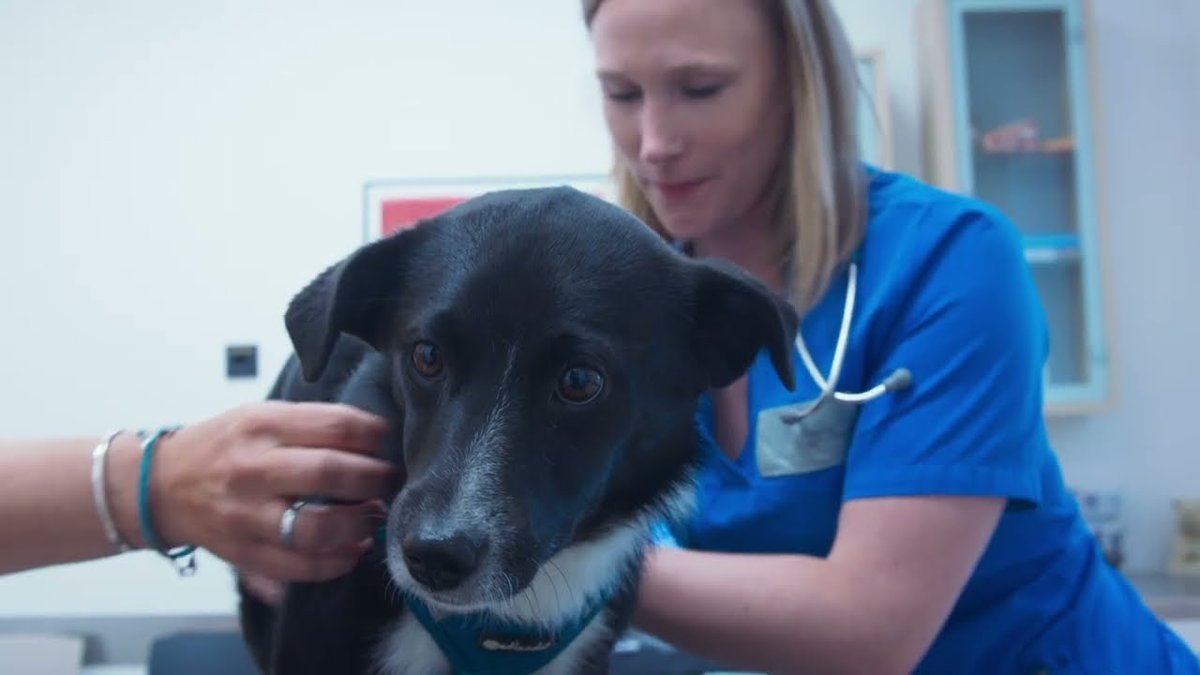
[639,102,684,164]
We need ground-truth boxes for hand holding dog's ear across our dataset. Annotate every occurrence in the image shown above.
[139,401,397,586]
[690,259,800,391]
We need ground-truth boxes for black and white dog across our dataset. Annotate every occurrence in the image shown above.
[238,186,797,675]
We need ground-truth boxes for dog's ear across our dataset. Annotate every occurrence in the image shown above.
[284,230,421,382]
[690,259,799,391]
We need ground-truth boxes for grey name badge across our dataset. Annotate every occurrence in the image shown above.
[756,396,861,478]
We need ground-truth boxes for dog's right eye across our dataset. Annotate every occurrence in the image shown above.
[411,341,444,378]
[556,366,604,404]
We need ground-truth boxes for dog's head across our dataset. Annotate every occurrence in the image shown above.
[285,186,796,612]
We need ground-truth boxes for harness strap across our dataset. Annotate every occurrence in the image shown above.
[403,591,609,675]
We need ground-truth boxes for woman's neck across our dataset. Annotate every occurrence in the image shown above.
[690,178,787,292]
[692,231,780,289]
[690,200,785,293]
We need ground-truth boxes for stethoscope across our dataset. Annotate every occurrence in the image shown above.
[782,257,913,424]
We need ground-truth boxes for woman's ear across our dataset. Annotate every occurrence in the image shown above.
[689,258,799,391]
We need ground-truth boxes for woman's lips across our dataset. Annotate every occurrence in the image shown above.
[651,178,708,202]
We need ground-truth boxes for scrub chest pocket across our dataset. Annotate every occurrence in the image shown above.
[756,396,860,478]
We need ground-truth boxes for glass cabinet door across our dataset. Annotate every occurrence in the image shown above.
[948,0,1108,410]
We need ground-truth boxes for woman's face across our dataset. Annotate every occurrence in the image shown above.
[590,0,790,243]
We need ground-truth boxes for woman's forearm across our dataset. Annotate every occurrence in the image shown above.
[0,402,395,586]
[0,434,147,575]
[634,547,910,675]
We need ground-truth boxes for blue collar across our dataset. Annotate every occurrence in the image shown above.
[402,591,609,675]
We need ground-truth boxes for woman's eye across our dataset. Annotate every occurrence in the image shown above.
[411,341,444,378]
[599,76,641,103]
[604,88,641,103]
[556,366,605,404]
[683,83,722,99]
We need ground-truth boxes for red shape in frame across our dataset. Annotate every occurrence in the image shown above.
[380,197,467,237]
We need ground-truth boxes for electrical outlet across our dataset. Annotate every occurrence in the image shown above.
[226,344,258,379]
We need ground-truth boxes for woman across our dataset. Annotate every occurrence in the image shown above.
[0,401,396,604]
[583,0,1198,672]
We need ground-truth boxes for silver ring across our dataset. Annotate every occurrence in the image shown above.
[279,500,307,549]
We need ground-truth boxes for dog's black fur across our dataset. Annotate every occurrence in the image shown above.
[238,186,798,675]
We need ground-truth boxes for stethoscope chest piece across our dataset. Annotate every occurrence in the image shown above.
[788,261,912,424]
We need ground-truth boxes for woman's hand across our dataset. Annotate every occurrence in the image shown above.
[111,401,398,588]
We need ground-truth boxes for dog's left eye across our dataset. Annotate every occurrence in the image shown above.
[411,341,444,378]
[556,366,604,404]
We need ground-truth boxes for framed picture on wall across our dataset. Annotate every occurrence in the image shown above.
[362,174,615,243]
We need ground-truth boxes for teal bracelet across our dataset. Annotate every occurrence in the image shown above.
[138,426,199,577]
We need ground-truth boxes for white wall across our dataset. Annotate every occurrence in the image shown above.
[0,0,611,617]
[0,0,1197,618]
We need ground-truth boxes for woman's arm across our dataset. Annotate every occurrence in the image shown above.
[635,495,1005,675]
[0,433,147,574]
[0,401,396,581]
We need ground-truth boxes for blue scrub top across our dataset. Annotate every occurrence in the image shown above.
[666,168,1199,673]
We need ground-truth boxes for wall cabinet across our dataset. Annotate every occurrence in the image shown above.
[917,0,1112,414]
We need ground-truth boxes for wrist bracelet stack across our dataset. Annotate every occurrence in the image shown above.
[137,426,198,576]
[89,426,199,577]
[90,429,133,554]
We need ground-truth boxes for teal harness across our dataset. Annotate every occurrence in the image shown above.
[402,591,609,675]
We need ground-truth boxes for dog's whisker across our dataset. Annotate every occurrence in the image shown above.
[506,571,518,606]
[382,574,400,605]
[523,566,542,620]
[491,572,509,609]
[544,559,563,620]
[527,553,561,621]
[549,558,576,618]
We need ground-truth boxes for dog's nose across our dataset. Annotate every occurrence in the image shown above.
[402,532,486,591]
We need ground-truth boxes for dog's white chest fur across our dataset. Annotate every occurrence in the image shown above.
[376,613,450,675]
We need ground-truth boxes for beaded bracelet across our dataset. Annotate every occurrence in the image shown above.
[137,426,199,577]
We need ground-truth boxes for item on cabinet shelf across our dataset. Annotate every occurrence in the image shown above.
[1041,136,1076,153]
[1072,488,1125,569]
[979,117,1041,153]
[1169,499,1200,576]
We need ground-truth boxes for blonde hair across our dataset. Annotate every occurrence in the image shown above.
[581,0,868,312]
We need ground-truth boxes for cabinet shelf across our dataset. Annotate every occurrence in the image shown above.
[1025,234,1082,264]
[978,143,1076,156]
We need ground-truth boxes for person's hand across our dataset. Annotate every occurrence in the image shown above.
[134,401,397,590]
